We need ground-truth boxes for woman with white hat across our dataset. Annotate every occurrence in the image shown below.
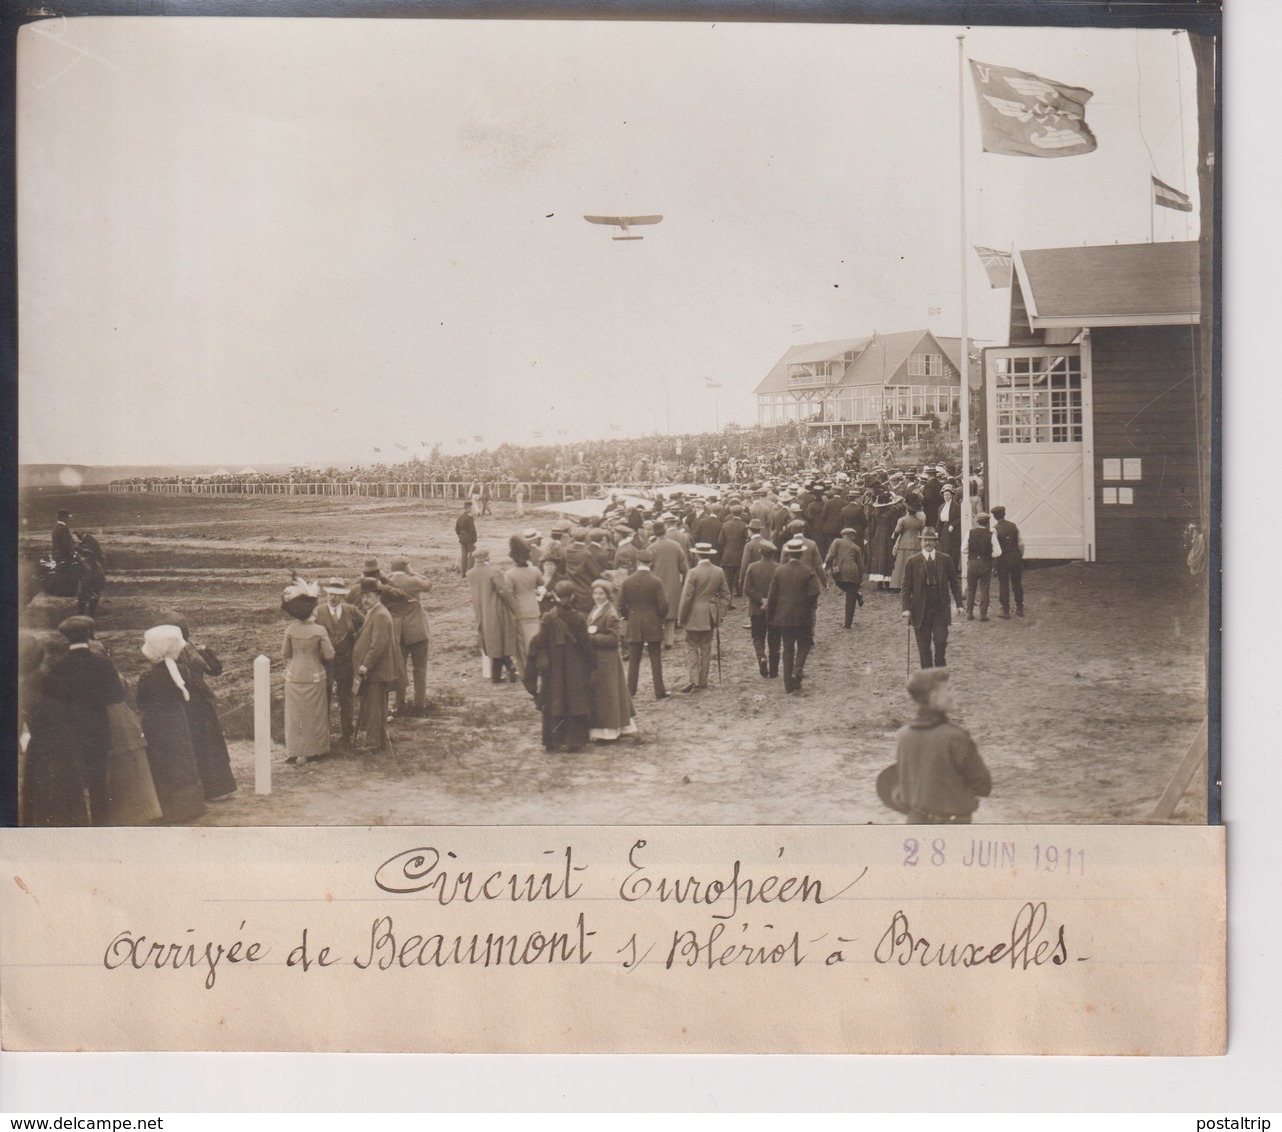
[136,624,206,823]
[282,580,336,765]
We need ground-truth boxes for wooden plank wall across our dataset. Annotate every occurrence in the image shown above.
[1090,325,1203,563]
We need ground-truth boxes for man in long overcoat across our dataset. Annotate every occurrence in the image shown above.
[352,580,405,753]
[456,501,478,576]
[900,527,964,670]
[618,548,668,700]
[468,546,520,682]
[766,539,821,693]
[648,522,688,649]
[677,543,730,693]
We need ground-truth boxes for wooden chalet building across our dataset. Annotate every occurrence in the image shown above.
[754,329,964,439]
[984,240,1205,563]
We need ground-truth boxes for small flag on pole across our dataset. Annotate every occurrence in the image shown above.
[1152,175,1193,212]
[970,60,1097,158]
[704,377,722,389]
[973,246,1013,288]
[372,447,382,453]
[395,443,406,450]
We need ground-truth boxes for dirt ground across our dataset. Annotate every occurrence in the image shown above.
[19,488,1210,826]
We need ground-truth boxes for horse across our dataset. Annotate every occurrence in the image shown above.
[23,534,107,616]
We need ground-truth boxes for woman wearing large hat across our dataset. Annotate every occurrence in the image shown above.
[281,580,336,765]
[136,624,207,823]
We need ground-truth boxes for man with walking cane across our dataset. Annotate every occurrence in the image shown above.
[900,527,964,670]
[676,542,730,694]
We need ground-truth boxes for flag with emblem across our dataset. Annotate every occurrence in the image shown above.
[1152,175,1193,212]
[970,60,1097,158]
[973,246,1013,288]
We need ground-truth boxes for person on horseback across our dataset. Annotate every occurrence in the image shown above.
[51,509,76,567]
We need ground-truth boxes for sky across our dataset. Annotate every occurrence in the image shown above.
[17,17,1202,467]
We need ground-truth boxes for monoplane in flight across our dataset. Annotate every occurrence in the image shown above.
[583,214,664,241]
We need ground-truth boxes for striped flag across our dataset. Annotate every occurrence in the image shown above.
[1152,175,1193,212]
[974,246,1013,288]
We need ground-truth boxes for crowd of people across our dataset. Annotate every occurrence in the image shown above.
[106,424,947,492]
[28,450,1008,827]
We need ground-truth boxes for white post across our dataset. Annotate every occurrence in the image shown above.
[254,654,272,794]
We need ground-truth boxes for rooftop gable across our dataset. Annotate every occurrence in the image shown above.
[755,330,964,395]
[1014,241,1200,328]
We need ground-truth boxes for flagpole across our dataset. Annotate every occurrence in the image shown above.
[957,33,971,584]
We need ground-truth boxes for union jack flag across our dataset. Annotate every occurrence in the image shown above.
[974,246,1013,288]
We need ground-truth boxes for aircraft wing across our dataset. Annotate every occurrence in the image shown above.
[583,214,664,226]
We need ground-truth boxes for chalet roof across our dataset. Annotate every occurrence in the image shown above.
[1014,241,1200,329]
[754,330,964,395]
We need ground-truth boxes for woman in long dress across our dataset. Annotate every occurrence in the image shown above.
[586,579,636,742]
[888,503,926,592]
[505,535,543,680]
[160,610,237,801]
[282,581,336,766]
[136,624,206,824]
[868,493,900,590]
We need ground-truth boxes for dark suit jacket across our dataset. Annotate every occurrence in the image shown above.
[720,517,749,562]
[691,513,723,551]
[49,647,125,758]
[900,552,963,628]
[766,560,821,628]
[455,513,477,545]
[618,569,669,643]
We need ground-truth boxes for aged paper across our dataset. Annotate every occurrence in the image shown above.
[0,825,1224,1054]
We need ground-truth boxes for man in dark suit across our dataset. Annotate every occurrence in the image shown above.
[352,580,404,753]
[317,577,365,745]
[691,504,724,563]
[719,508,749,599]
[618,548,668,700]
[455,501,477,576]
[743,541,781,678]
[991,505,1025,618]
[921,469,945,530]
[900,528,964,669]
[766,539,821,693]
[50,615,125,824]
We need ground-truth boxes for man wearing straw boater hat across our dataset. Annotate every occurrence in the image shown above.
[766,538,821,694]
[676,542,730,694]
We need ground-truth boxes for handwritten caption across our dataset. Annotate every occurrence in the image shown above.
[101,839,1082,989]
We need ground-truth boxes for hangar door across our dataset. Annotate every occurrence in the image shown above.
[985,344,1094,560]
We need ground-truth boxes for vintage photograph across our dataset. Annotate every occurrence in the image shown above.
[15,14,1216,829]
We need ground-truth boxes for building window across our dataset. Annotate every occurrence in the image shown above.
[993,354,1083,444]
[909,353,943,377]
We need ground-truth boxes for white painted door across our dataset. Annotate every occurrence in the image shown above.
[985,345,1092,559]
